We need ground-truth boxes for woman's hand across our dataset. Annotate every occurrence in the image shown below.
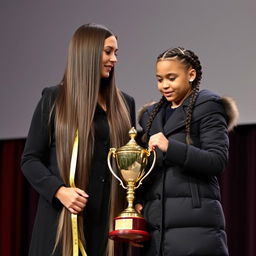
[148,132,169,152]
[55,186,89,214]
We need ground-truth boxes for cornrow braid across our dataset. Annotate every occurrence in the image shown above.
[185,84,200,144]
[142,96,167,143]
[157,47,203,144]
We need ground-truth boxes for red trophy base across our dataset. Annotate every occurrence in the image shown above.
[109,216,150,243]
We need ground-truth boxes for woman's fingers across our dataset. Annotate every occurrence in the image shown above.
[68,207,79,214]
[75,187,89,198]
[55,186,89,213]
[69,205,83,214]
[71,191,88,204]
[69,192,88,210]
[71,198,87,209]
[67,201,87,214]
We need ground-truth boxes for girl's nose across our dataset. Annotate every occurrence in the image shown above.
[162,82,170,89]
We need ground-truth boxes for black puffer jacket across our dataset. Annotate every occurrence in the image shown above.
[138,89,238,256]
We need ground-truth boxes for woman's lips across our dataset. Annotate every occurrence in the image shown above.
[105,65,113,72]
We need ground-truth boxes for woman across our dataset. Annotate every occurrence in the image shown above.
[21,23,135,256]
[135,47,238,255]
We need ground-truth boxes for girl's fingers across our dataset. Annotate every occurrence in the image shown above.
[130,241,144,248]
[135,204,143,214]
[148,133,168,152]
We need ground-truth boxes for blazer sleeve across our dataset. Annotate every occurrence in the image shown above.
[164,101,229,176]
[21,87,65,204]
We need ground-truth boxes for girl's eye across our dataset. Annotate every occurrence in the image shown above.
[169,77,175,81]
[157,79,163,83]
[105,50,111,55]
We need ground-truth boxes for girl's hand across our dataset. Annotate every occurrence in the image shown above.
[130,241,144,248]
[55,186,89,214]
[148,132,169,152]
[135,203,143,214]
[131,204,144,248]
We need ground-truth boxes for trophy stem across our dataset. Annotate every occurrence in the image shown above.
[127,182,135,210]
[119,181,141,217]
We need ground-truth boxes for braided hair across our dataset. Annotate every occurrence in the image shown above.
[142,47,202,144]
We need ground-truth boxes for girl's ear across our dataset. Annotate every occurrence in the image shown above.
[188,68,196,82]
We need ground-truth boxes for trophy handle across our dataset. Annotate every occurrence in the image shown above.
[135,149,156,189]
[107,148,127,189]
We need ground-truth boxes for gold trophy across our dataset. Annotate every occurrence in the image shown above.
[107,127,156,242]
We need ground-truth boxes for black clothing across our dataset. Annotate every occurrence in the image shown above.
[21,85,136,256]
[164,105,176,124]
[139,90,230,256]
[84,104,111,256]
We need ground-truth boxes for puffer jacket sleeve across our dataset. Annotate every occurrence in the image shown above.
[21,86,65,204]
[164,100,229,176]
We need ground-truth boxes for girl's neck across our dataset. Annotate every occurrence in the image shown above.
[171,89,193,109]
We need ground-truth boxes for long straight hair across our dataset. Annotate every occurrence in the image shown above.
[54,23,131,256]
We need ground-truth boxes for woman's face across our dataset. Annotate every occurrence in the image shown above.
[156,59,196,108]
[101,35,118,78]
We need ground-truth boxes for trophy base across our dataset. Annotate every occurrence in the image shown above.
[109,216,150,242]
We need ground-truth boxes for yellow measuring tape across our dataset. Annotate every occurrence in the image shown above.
[69,130,87,256]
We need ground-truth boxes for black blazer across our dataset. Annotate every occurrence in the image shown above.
[21,85,136,256]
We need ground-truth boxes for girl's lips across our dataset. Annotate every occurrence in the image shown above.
[164,91,174,97]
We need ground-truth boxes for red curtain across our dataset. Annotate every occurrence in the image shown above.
[0,139,38,256]
[219,125,256,256]
[0,125,256,255]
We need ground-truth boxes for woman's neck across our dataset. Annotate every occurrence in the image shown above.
[98,94,107,111]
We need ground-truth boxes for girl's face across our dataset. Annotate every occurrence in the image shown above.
[101,35,118,78]
[156,59,196,108]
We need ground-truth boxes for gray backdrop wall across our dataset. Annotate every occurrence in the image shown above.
[1,0,255,139]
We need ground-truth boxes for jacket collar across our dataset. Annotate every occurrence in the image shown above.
[163,105,187,135]
[149,100,188,137]
[144,89,239,136]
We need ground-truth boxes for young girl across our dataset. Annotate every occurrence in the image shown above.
[21,23,135,256]
[136,47,238,255]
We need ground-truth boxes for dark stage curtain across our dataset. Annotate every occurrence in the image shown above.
[219,125,256,256]
[0,124,255,255]
[0,139,38,256]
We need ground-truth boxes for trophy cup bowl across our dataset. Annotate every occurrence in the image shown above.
[107,127,156,242]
